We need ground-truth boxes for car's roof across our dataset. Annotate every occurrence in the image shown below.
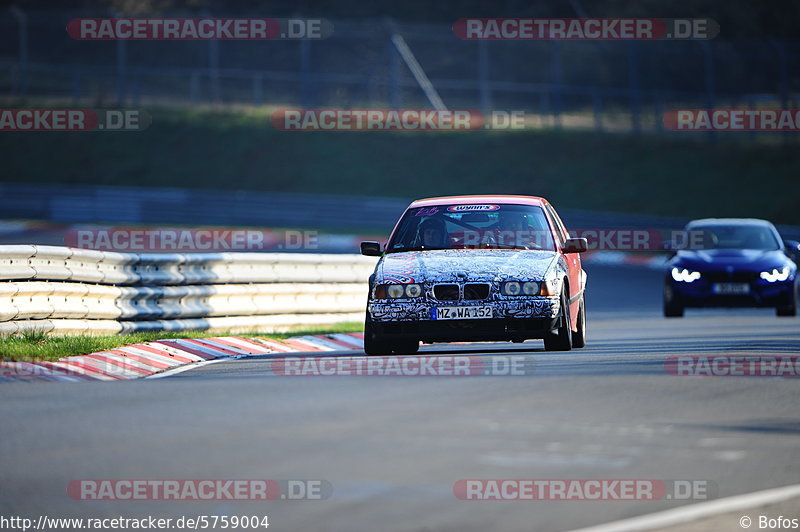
[687,218,775,227]
[409,195,547,208]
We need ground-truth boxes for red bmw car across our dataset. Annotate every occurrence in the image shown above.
[360,195,588,354]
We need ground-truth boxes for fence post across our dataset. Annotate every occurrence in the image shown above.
[696,41,715,142]
[627,41,641,133]
[478,40,492,115]
[253,74,263,106]
[300,39,312,108]
[132,73,141,106]
[9,7,28,98]
[592,89,603,132]
[208,39,220,103]
[71,71,81,105]
[388,35,400,109]
[768,38,789,110]
[654,91,664,133]
[190,71,200,104]
[539,90,550,126]
[116,38,127,106]
[551,41,563,128]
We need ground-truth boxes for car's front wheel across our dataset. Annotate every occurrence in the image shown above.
[544,290,572,351]
[364,317,390,355]
[363,317,420,355]
[663,284,684,318]
[776,281,798,317]
[571,295,586,348]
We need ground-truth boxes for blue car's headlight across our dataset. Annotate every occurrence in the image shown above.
[760,267,792,283]
[671,267,702,283]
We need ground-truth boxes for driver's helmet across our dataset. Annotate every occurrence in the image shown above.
[419,218,447,247]
[497,210,529,231]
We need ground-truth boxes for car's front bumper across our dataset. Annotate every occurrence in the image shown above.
[666,278,796,308]
[367,296,561,342]
[368,317,561,343]
[368,296,560,321]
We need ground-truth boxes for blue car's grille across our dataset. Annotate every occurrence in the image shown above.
[702,271,759,283]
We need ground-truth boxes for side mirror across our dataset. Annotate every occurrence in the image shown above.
[360,241,382,257]
[784,240,800,260]
[562,237,588,254]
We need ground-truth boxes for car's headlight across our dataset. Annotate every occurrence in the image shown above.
[503,281,543,296]
[760,267,792,282]
[387,284,405,298]
[502,281,521,296]
[405,283,423,297]
[671,267,702,283]
[522,281,539,295]
[377,283,423,298]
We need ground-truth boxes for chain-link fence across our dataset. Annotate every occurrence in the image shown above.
[2,10,799,133]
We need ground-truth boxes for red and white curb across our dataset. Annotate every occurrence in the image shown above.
[0,333,365,383]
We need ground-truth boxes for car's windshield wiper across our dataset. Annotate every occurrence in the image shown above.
[387,245,450,253]
[479,243,531,250]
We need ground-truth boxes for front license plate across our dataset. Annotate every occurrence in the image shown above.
[712,283,750,295]
[433,306,493,320]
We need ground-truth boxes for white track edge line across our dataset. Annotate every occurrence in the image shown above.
[145,358,228,379]
[569,483,800,532]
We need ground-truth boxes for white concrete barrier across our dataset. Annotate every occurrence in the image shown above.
[0,245,376,335]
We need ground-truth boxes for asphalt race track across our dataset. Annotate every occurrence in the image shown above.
[1,264,799,532]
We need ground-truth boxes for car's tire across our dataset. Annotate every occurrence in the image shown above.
[363,317,392,355]
[776,282,797,317]
[364,317,420,355]
[663,284,684,318]
[571,295,586,348]
[391,340,420,354]
[544,290,572,351]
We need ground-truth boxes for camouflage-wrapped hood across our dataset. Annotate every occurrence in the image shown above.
[375,248,559,284]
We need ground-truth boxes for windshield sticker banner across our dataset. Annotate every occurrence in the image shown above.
[447,205,500,212]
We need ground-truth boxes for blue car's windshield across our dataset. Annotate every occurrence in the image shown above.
[387,204,556,253]
[686,224,781,250]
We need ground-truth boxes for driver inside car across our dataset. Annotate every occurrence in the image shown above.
[418,218,447,248]
[492,211,538,248]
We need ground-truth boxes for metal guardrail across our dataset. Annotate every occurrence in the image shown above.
[0,245,376,335]
[0,183,408,232]
[3,182,798,242]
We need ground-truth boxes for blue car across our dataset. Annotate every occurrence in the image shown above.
[664,218,799,317]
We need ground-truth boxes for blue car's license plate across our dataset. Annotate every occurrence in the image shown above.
[712,283,750,295]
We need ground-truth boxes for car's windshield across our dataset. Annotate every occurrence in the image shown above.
[686,224,781,250]
[387,203,556,252]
